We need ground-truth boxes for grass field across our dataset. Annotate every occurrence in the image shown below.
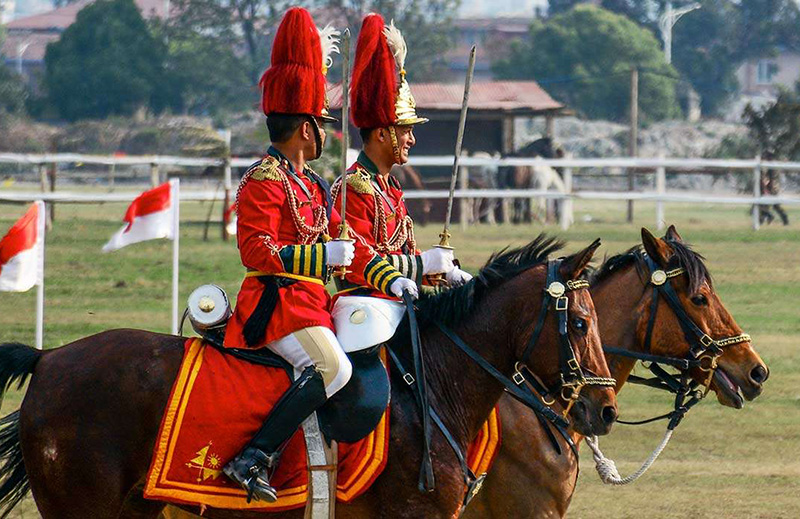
[0,194,798,518]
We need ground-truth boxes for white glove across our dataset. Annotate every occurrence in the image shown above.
[390,277,419,299]
[420,247,454,275]
[324,240,355,267]
[446,267,473,287]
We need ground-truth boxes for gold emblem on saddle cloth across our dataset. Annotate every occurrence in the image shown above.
[186,442,223,483]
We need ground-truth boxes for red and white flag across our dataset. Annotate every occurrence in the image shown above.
[103,182,177,252]
[0,202,45,292]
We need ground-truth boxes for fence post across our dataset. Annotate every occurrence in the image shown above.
[752,155,761,231]
[656,153,666,230]
[222,129,233,241]
[47,162,57,223]
[560,159,573,231]
[150,162,159,188]
[459,165,469,230]
[109,162,116,192]
[38,163,52,230]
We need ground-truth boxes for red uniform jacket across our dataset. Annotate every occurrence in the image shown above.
[225,147,400,349]
[333,151,423,299]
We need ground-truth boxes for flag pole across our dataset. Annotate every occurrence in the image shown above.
[35,200,45,350]
[170,179,180,335]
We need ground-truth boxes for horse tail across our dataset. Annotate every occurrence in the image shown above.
[0,343,40,517]
[0,411,28,518]
[0,342,41,397]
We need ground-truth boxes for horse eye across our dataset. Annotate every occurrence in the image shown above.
[691,294,708,306]
[571,317,588,335]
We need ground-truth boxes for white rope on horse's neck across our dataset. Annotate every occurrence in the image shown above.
[585,428,674,485]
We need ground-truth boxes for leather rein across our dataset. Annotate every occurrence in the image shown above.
[603,251,751,430]
[388,258,615,508]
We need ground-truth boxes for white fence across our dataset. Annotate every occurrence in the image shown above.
[1,153,799,231]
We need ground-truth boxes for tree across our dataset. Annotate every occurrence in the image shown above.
[44,0,167,121]
[548,0,664,24]
[0,26,28,114]
[493,5,680,122]
[152,21,253,116]
[743,86,800,161]
[327,0,460,81]
[168,0,297,86]
[0,64,26,115]
[547,1,800,116]
[167,0,459,91]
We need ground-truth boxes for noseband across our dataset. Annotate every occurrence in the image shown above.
[604,251,751,429]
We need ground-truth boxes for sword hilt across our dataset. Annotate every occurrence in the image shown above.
[437,229,453,249]
[428,235,456,286]
[333,224,353,279]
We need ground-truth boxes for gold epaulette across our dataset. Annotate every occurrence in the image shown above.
[346,167,374,195]
[250,156,283,182]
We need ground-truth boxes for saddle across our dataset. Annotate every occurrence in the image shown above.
[213,339,390,444]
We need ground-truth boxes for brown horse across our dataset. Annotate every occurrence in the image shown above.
[464,226,770,518]
[0,236,617,519]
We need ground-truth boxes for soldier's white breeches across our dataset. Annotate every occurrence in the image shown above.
[268,326,352,398]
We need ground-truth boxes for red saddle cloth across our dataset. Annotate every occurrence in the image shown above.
[144,338,500,512]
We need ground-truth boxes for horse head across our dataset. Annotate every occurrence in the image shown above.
[512,239,618,436]
[515,137,564,159]
[639,226,769,408]
[413,235,617,439]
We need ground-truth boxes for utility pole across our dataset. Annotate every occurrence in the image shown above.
[659,2,701,65]
[627,67,638,223]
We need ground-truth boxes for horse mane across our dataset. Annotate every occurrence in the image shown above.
[590,239,711,293]
[414,234,565,327]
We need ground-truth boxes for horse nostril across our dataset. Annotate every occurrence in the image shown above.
[750,364,769,384]
[601,405,617,425]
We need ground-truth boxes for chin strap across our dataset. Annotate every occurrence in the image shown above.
[388,126,402,164]
[308,116,324,160]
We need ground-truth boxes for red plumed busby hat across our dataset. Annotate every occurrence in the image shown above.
[260,7,338,121]
[350,14,428,129]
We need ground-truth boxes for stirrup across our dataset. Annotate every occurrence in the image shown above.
[223,449,279,503]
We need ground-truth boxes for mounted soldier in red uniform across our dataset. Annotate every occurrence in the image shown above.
[221,8,408,502]
[331,14,471,349]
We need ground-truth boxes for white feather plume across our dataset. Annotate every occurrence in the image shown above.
[318,24,341,72]
[383,20,407,72]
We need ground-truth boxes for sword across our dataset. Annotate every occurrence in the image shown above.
[334,28,352,278]
[438,45,476,249]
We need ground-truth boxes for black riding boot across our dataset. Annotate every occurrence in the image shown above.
[223,366,327,502]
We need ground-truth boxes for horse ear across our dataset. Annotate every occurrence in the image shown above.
[560,238,601,280]
[664,224,683,243]
[641,227,672,267]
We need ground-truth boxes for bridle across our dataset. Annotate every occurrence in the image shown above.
[512,259,615,418]
[387,258,614,507]
[604,250,751,429]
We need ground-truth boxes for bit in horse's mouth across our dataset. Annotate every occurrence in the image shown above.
[713,367,744,409]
